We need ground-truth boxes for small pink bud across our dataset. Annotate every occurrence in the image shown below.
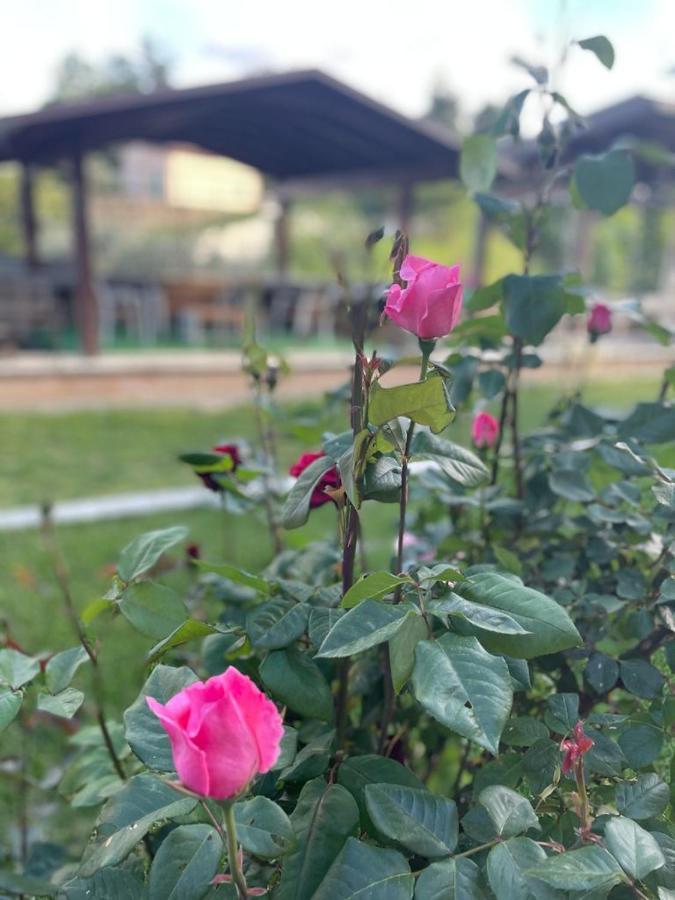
[471,412,500,449]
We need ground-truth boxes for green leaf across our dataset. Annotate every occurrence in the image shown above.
[605,816,666,880]
[467,279,504,313]
[573,150,635,216]
[411,432,488,487]
[585,730,626,777]
[522,739,560,794]
[79,774,198,876]
[479,369,506,400]
[194,560,272,594]
[259,648,333,721]
[124,665,198,770]
[117,525,188,583]
[363,456,402,503]
[45,646,89,694]
[118,582,187,639]
[503,275,566,346]
[365,784,457,858]
[428,594,530,635]
[456,572,581,659]
[578,35,615,69]
[620,658,665,699]
[544,693,579,734]
[0,690,22,732]
[282,455,336,530]
[341,572,412,609]
[389,614,429,694]
[312,838,413,900]
[275,779,359,900]
[461,135,497,192]
[524,846,625,892]
[234,796,295,859]
[415,857,486,899]
[619,403,675,445]
[309,608,345,648]
[145,619,220,665]
[616,774,670,820]
[487,837,564,900]
[61,868,145,899]
[317,600,413,658]
[493,547,522,577]
[479,785,540,838]
[502,717,549,748]
[585,652,619,694]
[37,688,84,719]
[280,730,333,783]
[0,648,40,689]
[247,598,310,648]
[337,755,423,830]
[412,634,512,754]
[148,824,222,900]
[549,469,595,502]
[369,375,455,434]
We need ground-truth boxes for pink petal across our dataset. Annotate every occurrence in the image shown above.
[146,696,210,795]
[221,668,284,773]
[399,254,433,282]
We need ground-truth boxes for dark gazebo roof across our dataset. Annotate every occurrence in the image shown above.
[509,94,675,185]
[0,69,461,184]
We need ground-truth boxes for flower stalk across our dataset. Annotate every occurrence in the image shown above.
[223,801,248,900]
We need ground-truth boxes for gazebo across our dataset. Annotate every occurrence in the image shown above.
[0,70,462,354]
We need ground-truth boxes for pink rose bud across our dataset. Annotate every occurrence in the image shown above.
[146,667,284,799]
[384,255,463,340]
[289,451,341,509]
[587,302,612,339]
[471,411,500,449]
[561,721,594,775]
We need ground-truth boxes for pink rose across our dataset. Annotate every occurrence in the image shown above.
[289,451,341,509]
[471,411,500,449]
[384,255,463,340]
[587,302,612,338]
[146,667,284,799]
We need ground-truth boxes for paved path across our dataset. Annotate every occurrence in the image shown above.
[0,341,669,411]
[0,486,222,531]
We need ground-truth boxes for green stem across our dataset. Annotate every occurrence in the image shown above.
[223,802,248,900]
[454,839,501,859]
[379,340,434,754]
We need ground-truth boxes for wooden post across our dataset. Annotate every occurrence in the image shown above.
[20,164,39,270]
[71,149,98,355]
[398,181,414,235]
[274,192,291,278]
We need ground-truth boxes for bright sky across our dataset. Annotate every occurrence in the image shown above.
[1,0,673,123]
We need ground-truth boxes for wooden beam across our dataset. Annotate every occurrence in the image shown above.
[274,192,291,277]
[71,149,98,355]
[19,164,39,269]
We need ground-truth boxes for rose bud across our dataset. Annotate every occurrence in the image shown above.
[147,667,284,800]
[289,451,341,509]
[561,721,594,775]
[587,302,612,342]
[471,411,500,449]
[384,255,463,340]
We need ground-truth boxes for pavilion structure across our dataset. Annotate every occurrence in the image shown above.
[0,70,463,354]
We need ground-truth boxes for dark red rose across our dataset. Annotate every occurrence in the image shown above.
[289,451,341,509]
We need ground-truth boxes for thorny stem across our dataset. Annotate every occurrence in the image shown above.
[379,343,433,753]
[252,380,284,556]
[223,801,248,900]
[40,507,127,784]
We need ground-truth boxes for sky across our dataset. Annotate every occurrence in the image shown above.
[1,0,673,124]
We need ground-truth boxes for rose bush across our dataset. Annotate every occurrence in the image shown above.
[1,32,674,900]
